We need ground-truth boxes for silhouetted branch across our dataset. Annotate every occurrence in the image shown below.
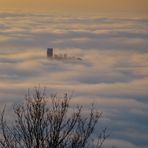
[0,87,109,148]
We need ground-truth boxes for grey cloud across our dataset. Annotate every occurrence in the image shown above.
[69,70,146,84]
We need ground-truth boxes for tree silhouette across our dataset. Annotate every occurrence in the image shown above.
[0,88,109,148]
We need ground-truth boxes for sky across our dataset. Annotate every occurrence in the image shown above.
[0,0,148,16]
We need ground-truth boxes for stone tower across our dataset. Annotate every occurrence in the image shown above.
[47,48,53,57]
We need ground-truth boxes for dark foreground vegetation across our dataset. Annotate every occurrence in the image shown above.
[0,88,109,148]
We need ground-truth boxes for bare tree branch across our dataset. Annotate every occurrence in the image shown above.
[0,87,109,148]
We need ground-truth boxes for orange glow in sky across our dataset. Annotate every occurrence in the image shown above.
[0,0,148,16]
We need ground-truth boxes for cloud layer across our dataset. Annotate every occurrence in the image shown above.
[0,11,148,148]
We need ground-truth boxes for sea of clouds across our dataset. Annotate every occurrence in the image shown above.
[0,11,148,148]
